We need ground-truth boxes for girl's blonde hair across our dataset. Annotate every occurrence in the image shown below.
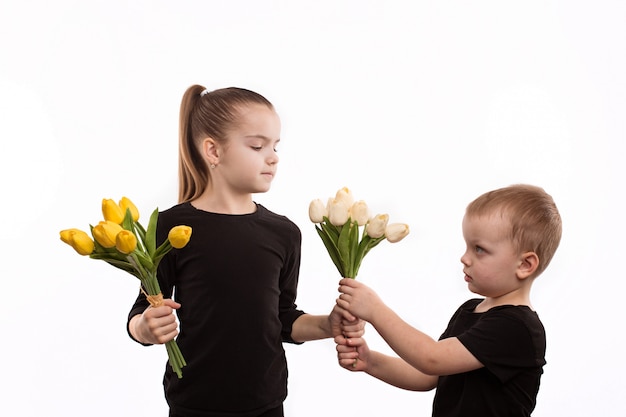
[178,85,274,203]
[466,184,562,278]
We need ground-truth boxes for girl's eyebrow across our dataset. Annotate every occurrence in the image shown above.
[245,134,280,143]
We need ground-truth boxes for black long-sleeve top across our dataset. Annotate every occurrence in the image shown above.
[128,202,306,417]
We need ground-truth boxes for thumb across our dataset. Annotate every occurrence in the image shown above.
[161,298,181,309]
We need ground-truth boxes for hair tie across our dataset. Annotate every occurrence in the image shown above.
[200,89,210,97]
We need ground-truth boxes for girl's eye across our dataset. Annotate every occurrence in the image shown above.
[251,146,262,151]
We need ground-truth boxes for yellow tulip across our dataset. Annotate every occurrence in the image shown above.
[59,228,95,255]
[349,201,370,226]
[116,230,137,254]
[102,198,125,224]
[365,214,389,238]
[385,223,410,243]
[334,187,354,208]
[92,220,124,248]
[119,197,140,222]
[308,199,327,223]
[168,225,192,249]
[328,198,351,226]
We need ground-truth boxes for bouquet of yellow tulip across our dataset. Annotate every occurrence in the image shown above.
[59,197,191,378]
[309,187,410,278]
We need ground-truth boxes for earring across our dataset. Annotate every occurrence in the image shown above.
[210,163,216,169]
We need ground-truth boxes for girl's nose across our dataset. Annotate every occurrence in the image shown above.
[268,150,279,165]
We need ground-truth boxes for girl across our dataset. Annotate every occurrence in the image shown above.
[127,85,362,417]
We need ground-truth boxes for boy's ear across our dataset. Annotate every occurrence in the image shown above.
[517,252,539,279]
[202,137,220,165]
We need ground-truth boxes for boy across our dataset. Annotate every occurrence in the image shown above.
[336,184,562,416]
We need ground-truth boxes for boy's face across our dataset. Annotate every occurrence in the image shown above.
[460,213,524,298]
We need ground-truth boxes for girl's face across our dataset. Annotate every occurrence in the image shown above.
[460,213,523,298]
[217,103,281,195]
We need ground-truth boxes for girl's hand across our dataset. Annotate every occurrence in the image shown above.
[335,335,370,372]
[329,303,364,338]
[132,298,181,345]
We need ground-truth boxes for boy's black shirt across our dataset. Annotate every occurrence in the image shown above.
[433,298,546,417]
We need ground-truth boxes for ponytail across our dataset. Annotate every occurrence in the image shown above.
[178,85,208,203]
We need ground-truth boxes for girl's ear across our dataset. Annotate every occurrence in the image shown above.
[517,252,539,280]
[202,137,220,165]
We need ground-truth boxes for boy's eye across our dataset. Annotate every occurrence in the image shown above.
[475,246,485,254]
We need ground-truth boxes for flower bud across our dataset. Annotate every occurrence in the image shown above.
[115,230,137,254]
[168,225,192,249]
[365,214,389,238]
[102,198,125,224]
[349,201,370,226]
[308,199,327,223]
[60,228,94,256]
[328,199,350,226]
[334,187,354,208]
[119,197,140,222]
[92,220,124,248]
[385,223,410,243]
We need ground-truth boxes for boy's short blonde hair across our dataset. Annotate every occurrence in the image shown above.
[466,184,562,278]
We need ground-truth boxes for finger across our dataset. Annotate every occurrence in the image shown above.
[338,357,360,370]
[336,297,349,310]
[343,330,365,339]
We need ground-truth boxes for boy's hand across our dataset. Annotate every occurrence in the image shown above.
[337,278,384,323]
[335,335,370,372]
[133,298,181,345]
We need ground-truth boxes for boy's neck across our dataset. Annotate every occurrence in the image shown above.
[475,288,533,313]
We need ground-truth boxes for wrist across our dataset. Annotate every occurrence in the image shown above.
[130,314,146,344]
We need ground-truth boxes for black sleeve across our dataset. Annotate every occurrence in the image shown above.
[457,310,544,383]
[278,224,305,343]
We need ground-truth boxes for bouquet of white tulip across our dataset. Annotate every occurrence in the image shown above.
[309,187,410,278]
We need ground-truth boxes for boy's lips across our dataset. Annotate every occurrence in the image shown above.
[463,272,472,282]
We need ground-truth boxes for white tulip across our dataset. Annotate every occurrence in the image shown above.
[328,199,351,226]
[308,199,327,223]
[365,214,389,238]
[385,223,410,243]
[350,200,370,226]
[334,187,354,208]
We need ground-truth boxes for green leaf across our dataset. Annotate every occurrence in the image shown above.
[315,225,344,276]
[152,240,173,267]
[122,209,134,231]
[134,220,147,249]
[352,235,386,277]
[134,250,155,273]
[320,217,340,241]
[145,208,159,257]
[337,219,355,277]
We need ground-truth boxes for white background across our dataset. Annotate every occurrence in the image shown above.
[1,1,624,416]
